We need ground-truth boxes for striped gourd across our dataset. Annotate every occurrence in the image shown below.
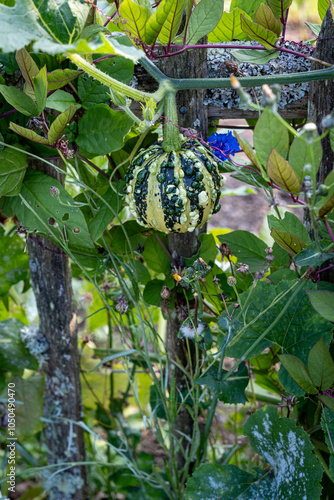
[125,137,225,233]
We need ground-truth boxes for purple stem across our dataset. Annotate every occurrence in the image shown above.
[77,154,110,180]
[322,403,334,454]
[318,265,334,275]
[158,43,330,66]
[281,8,289,44]
[92,54,116,64]
[0,108,17,120]
[324,219,334,245]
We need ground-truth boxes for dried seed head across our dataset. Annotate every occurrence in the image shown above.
[237,263,249,274]
[255,270,265,280]
[220,242,232,257]
[114,294,129,314]
[161,286,171,300]
[227,276,237,287]
[224,60,239,74]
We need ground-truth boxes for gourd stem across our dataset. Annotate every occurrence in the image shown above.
[162,91,182,152]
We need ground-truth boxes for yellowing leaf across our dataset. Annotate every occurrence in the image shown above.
[267,149,301,194]
[241,15,278,50]
[119,0,150,42]
[254,3,281,36]
[208,8,251,42]
[271,228,307,256]
[319,194,334,219]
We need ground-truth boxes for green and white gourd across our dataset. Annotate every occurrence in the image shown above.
[125,91,225,233]
[125,138,225,233]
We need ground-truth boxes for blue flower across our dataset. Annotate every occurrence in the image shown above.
[207,131,241,162]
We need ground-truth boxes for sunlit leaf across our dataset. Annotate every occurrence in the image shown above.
[186,0,224,45]
[318,0,330,20]
[33,65,48,115]
[46,89,78,112]
[230,0,264,19]
[268,212,311,246]
[254,2,281,36]
[47,68,81,91]
[145,0,176,45]
[208,8,251,42]
[319,194,334,218]
[119,0,150,42]
[158,0,187,45]
[254,108,290,166]
[289,135,322,184]
[241,15,278,49]
[267,0,293,20]
[267,149,301,193]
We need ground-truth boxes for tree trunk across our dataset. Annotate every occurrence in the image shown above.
[27,159,88,500]
[308,7,334,283]
[161,45,208,471]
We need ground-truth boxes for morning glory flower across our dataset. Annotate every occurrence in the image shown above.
[207,131,241,162]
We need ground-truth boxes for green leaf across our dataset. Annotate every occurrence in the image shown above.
[145,0,177,45]
[15,48,39,99]
[48,104,79,144]
[76,105,134,155]
[217,230,267,271]
[306,290,334,322]
[307,337,334,391]
[279,354,318,394]
[185,407,323,500]
[9,122,51,145]
[268,212,311,245]
[289,135,322,184]
[267,0,293,20]
[0,147,28,196]
[186,0,224,45]
[294,247,334,267]
[230,0,264,19]
[231,47,279,64]
[0,84,38,116]
[67,34,143,61]
[0,0,90,53]
[185,233,218,266]
[11,169,95,253]
[240,15,278,49]
[0,319,38,374]
[119,0,150,42]
[7,374,44,437]
[227,281,333,363]
[0,227,29,296]
[132,260,151,285]
[321,408,334,479]
[318,0,330,20]
[142,234,171,275]
[158,0,187,44]
[254,108,289,166]
[45,89,77,112]
[319,395,334,414]
[267,149,301,193]
[208,8,251,42]
[270,228,307,255]
[47,68,81,91]
[33,65,47,115]
[305,22,321,36]
[254,2,281,36]
[195,363,249,404]
[88,186,123,242]
[143,279,165,306]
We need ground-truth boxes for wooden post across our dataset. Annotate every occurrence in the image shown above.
[27,160,88,500]
[161,45,208,471]
[308,7,334,283]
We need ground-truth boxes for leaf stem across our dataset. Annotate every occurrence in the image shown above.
[67,53,154,102]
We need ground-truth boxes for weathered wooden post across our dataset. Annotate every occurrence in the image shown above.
[27,160,87,500]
